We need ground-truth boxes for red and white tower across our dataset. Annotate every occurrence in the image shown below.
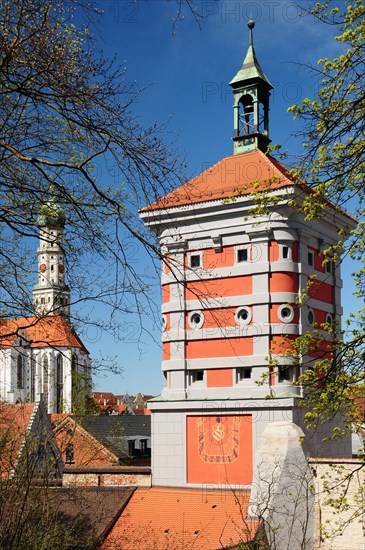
[140,22,355,488]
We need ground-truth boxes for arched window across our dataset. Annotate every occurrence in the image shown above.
[71,354,79,412]
[30,357,36,402]
[42,356,48,391]
[239,94,254,135]
[56,354,63,413]
[42,355,49,406]
[17,354,24,389]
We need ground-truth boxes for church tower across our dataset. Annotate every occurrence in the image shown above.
[0,193,92,414]
[32,195,70,319]
[140,22,354,489]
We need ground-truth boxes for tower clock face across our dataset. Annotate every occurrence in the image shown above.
[39,264,47,273]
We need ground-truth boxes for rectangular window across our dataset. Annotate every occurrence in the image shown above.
[325,260,333,274]
[236,367,252,382]
[237,249,248,263]
[308,251,314,267]
[65,443,74,464]
[140,439,148,455]
[278,367,293,383]
[128,440,135,456]
[190,255,201,268]
[282,246,290,260]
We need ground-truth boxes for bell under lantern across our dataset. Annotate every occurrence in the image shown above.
[229,20,272,154]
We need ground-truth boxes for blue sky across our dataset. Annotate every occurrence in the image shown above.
[84,0,357,395]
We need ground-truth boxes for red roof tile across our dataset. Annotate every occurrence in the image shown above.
[0,402,34,476]
[140,151,355,225]
[0,316,88,353]
[102,487,259,550]
[141,151,293,211]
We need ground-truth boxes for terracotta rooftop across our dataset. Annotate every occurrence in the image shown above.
[25,486,135,548]
[140,150,356,227]
[141,150,294,211]
[0,315,88,353]
[0,402,34,476]
[102,487,259,549]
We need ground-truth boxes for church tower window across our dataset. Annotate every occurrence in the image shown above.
[17,354,24,389]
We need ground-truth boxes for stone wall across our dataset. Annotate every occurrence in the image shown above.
[310,458,365,549]
[63,466,151,488]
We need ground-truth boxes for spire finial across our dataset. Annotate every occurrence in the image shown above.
[247,19,255,46]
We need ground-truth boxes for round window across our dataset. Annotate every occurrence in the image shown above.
[235,306,252,325]
[278,304,294,323]
[189,311,204,329]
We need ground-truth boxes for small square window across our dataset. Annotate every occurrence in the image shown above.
[190,370,204,385]
[190,255,201,268]
[282,246,290,260]
[236,367,251,382]
[237,249,248,263]
[308,251,314,267]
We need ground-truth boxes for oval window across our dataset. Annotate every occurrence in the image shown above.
[308,309,315,326]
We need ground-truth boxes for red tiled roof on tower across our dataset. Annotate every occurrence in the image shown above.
[141,150,293,211]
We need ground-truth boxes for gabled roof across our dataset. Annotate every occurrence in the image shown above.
[0,402,34,476]
[51,414,122,466]
[0,315,88,353]
[141,151,294,212]
[102,487,260,550]
[0,400,61,479]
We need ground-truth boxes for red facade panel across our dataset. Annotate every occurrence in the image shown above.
[186,276,252,301]
[186,337,253,359]
[207,368,233,388]
[186,415,253,485]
